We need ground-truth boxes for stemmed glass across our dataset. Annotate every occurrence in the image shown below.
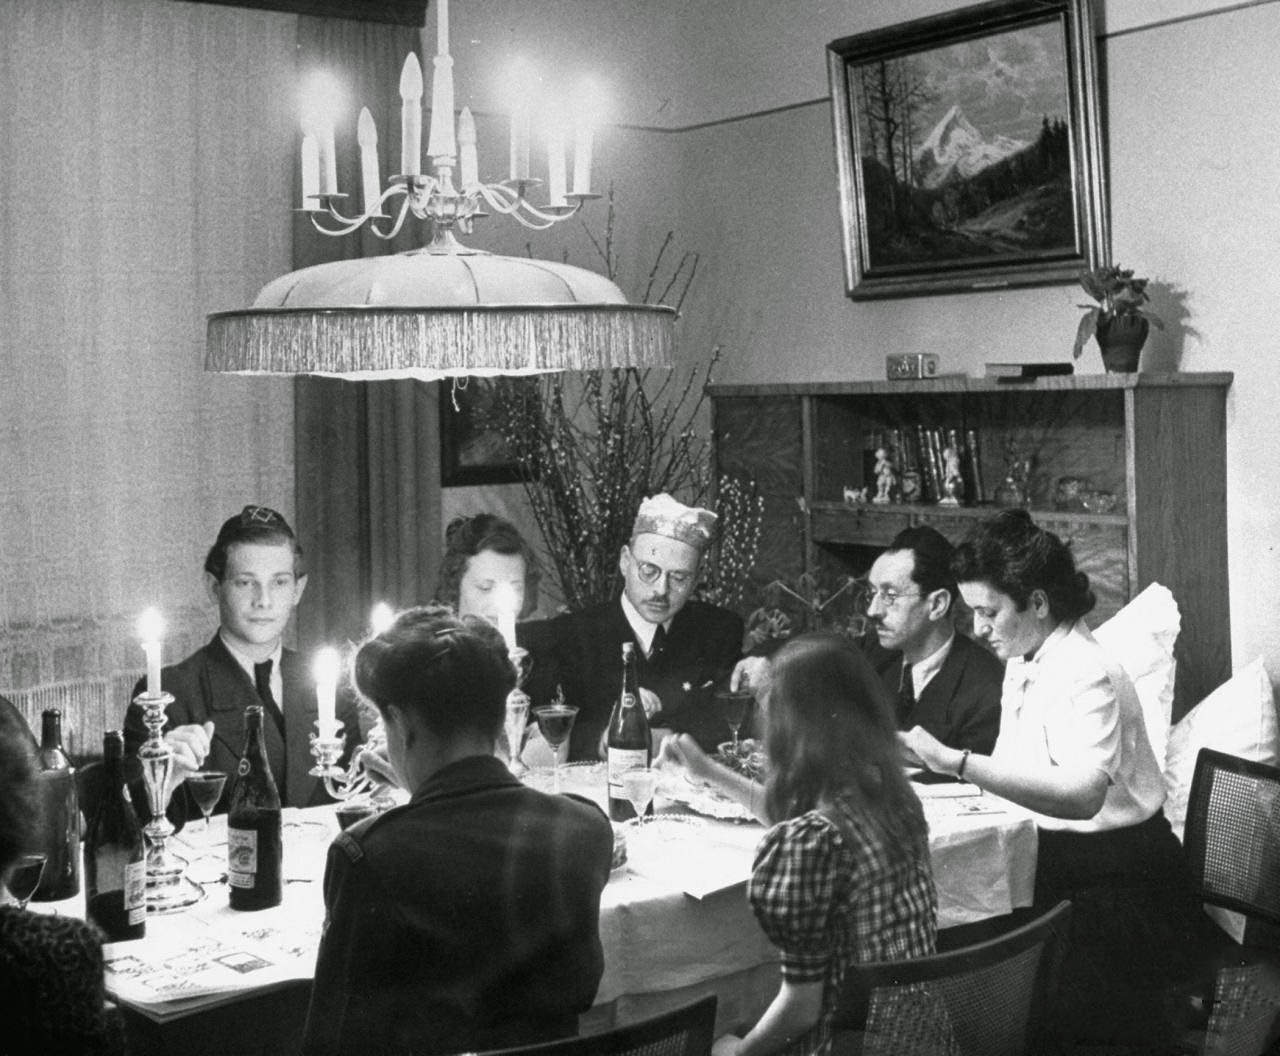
[504,695,529,774]
[186,771,228,838]
[620,766,657,826]
[533,705,578,794]
[715,690,753,752]
[6,852,47,910]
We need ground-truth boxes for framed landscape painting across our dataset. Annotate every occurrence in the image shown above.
[439,378,533,487]
[827,0,1108,299]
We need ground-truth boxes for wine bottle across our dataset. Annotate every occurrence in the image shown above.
[606,642,651,822]
[31,708,81,901]
[84,731,146,941]
[227,704,282,911]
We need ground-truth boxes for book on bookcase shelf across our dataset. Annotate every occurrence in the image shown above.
[984,362,1074,380]
[964,428,986,503]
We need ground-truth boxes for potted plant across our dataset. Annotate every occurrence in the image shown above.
[1072,265,1164,372]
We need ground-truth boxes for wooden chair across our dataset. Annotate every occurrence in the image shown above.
[830,900,1071,1056]
[462,996,717,1056]
[1179,747,1280,1056]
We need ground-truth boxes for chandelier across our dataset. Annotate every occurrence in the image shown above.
[206,0,675,381]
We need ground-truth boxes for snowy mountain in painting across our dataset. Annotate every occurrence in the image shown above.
[913,106,1027,189]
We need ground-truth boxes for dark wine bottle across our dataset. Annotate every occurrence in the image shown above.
[227,704,282,911]
[606,642,651,822]
[31,708,81,901]
[84,731,146,941]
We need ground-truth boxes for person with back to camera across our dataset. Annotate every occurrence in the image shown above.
[302,606,613,1056]
[0,704,125,1055]
[900,509,1214,1048]
[670,633,936,1056]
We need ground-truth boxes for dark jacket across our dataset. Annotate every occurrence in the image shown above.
[123,633,360,816]
[524,598,744,759]
[302,754,613,1056]
[876,632,1003,755]
[0,905,125,1056]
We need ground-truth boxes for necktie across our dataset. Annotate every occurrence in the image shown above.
[254,659,286,737]
[897,662,916,726]
[649,623,668,662]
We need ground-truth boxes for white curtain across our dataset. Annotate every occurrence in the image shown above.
[0,0,298,755]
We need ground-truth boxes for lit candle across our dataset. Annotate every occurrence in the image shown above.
[458,107,478,189]
[370,602,395,636]
[357,108,381,215]
[301,72,343,197]
[507,60,533,182]
[137,608,164,698]
[318,114,338,196]
[399,53,423,177]
[492,584,519,653]
[300,132,320,208]
[426,0,456,162]
[314,647,340,735]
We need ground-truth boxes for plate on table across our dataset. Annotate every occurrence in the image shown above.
[656,771,757,823]
[711,739,767,782]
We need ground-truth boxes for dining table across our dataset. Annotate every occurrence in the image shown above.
[34,760,1037,1056]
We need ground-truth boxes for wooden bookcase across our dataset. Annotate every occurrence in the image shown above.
[710,372,1232,720]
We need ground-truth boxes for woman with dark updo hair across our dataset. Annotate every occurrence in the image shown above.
[303,606,612,1056]
[902,509,1211,1048]
[436,513,540,622]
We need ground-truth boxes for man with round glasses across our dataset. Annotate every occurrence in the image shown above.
[527,494,743,760]
[865,525,1002,755]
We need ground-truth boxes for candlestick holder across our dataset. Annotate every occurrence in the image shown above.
[133,690,204,912]
[503,646,532,773]
[309,721,395,808]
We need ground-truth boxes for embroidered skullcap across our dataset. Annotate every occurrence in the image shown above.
[631,493,716,553]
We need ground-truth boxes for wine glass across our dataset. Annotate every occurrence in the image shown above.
[533,705,578,794]
[6,852,47,910]
[186,770,228,837]
[620,766,657,826]
[504,693,529,774]
[715,690,753,752]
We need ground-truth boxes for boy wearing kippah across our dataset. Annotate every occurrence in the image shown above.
[123,506,361,818]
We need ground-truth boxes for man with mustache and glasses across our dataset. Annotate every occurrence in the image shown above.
[865,526,1002,755]
[526,494,743,761]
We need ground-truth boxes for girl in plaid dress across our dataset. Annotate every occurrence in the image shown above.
[711,634,938,1056]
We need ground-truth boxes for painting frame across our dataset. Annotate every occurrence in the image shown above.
[438,378,533,487]
[826,0,1108,300]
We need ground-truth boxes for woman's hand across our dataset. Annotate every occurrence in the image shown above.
[899,725,963,776]
[656,731,715,783]
[355,744,402,790]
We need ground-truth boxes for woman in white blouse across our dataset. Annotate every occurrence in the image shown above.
[902,510,1211,1049]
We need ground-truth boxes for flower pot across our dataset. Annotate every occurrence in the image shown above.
[1095,313,1149,373]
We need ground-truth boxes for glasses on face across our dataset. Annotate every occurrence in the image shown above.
[633,559,694,590]
[865,586,924,609]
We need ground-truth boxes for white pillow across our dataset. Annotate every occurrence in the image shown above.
[1162,657,1280,842]
[1094,583,1180,763]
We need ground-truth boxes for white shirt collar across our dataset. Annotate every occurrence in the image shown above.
[1005,619,1074,690]
[219,631,283,696]
[909,632,954,697]
[620,594,670,656]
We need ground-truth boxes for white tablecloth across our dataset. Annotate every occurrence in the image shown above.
[75,765,1035,1035]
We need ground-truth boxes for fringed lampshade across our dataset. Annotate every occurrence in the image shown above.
[206,246,677,381]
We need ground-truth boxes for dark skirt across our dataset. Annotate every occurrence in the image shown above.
[1033,810,1216,1048]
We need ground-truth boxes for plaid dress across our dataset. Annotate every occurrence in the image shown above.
[748,796,937,1056]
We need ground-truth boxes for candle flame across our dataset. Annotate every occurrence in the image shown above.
[370,602,395,635]
[300,71,346,134]
[313,646,341,683]
[492,583,520,617]
[137,607,164,643]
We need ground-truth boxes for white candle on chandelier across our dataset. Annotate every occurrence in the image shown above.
[357,108,381,215]
[458,107,478,190]
[507,60,533,182]
[545,99,568,208]
[399,53,423,177]
[300,132,320,208]
[426,0,456,162]
[492,584,519,654]
[137,608,165,698]
[301,72,343,196]
[313,647,340,735]
[571,80,603,197]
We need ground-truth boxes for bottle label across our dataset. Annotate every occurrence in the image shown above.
[237,758,251,777]
[123,860,147,925]
[608,748,649,797]
[227,827,258,888]
[621,692,638,710]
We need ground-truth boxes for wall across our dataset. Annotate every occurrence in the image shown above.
[448,0,1280,693]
